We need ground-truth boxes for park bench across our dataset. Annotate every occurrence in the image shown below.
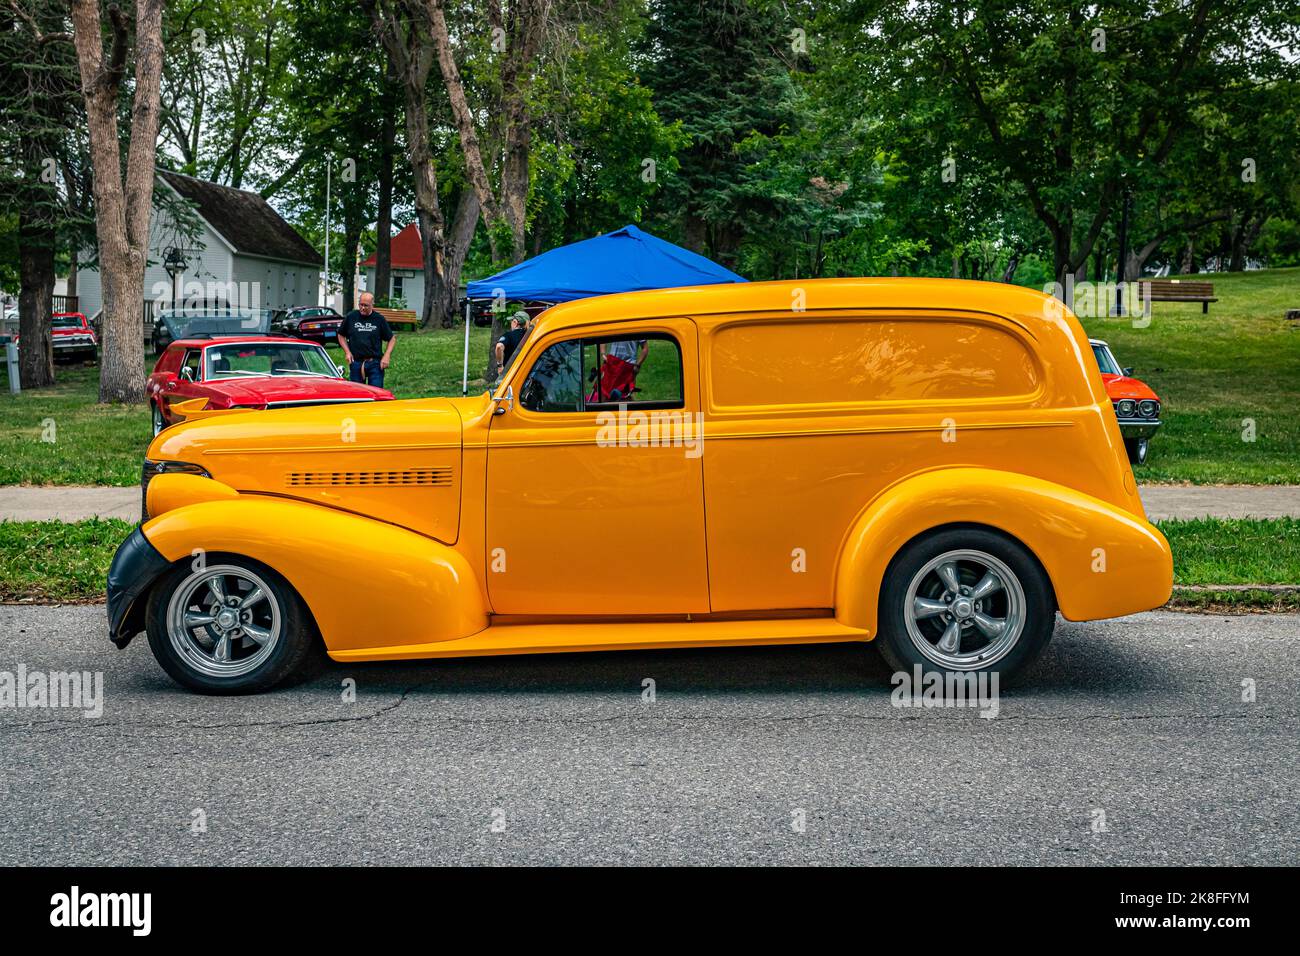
[374,307,420,330]
[1140,278,1217,313]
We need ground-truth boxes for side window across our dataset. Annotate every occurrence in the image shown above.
[520,339,582,412]
[519,333,683,413]
[181,349,202,380]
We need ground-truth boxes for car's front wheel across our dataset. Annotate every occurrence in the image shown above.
[145,556,319,694]
[874,527,1055,684]
[1125,436,1149,465]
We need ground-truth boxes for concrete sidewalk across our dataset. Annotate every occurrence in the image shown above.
[1138,484,1300,521]
[1,486,140,522]
[3,482,1299,524]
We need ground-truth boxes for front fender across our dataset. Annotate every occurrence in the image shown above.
[834,467,1172,635]
[139,495,488,654]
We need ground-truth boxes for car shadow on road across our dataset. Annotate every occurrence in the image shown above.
[298,620,1176,702]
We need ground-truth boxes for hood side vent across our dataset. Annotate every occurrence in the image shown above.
[286,467,453,488]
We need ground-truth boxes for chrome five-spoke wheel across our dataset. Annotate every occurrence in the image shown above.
[903,548,1026,670]
[165,564,282,679]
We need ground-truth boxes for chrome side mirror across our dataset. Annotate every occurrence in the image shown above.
[180,367,194,382]
[493,385,514,416]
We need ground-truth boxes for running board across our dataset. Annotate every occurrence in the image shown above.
[328,617,872,663]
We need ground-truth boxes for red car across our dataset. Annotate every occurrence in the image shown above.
[147,335,394,436]
[270,306,344,343]
[39,312,98,361]
[1091,338,1162,465]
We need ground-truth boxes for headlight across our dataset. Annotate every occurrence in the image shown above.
[140,459,212,521]
[1116,399,1136,417]
[1138,399,1159,418]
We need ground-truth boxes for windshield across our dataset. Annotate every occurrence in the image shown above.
[1091,343,1121,375]
[53,315,84,328]
[161,309,273,337]
[205,343,339,380]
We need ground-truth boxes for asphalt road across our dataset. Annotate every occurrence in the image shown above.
[0,605,1296,866]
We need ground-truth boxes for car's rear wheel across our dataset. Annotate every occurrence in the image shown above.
[874,527,1055,683]
[145,556,319,694]
[1125,436,1149,465]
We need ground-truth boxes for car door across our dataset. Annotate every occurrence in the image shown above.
[485,318,709,615]
[159,348,204,423]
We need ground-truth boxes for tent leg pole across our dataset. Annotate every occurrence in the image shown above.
[462,299,471,396]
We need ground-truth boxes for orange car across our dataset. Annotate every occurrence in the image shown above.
[107,279,1173,693]
[1091,338,1162,464]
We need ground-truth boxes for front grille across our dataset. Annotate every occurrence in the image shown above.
[286,467,453,488]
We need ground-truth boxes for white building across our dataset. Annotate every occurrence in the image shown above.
[76,170,322,322]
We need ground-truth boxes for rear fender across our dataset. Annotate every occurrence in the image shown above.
[141,495,487,654]
[834,467,1172,635]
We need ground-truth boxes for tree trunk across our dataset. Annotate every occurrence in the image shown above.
[426,0,508,261]
[374,102,395,301]
[71,0,166,405]
[1228,213,1261,272]
[341,212,361,310]
[66,236,79,300]
[442,188,479,331]
[1000,252,1021,283]
[17,211,56,389]
[427,0,543,266]
[1180,240,1196,275]
[365,1,448,329]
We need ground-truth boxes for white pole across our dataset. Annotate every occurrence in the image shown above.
[322,155,331,307]
[462,298,471,396]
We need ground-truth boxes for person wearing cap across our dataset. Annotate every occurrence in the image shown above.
[493,310,532,380]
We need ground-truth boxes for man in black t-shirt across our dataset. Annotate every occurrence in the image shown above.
[339,292,396,388]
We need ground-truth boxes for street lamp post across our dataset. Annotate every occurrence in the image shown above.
[163,246,189,309]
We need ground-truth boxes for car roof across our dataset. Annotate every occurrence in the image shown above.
[171,335,317,349]
[533,278,1072,337]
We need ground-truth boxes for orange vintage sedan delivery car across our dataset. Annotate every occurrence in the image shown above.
[107,279,1173,693]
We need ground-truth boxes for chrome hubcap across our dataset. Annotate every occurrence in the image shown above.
[904,549,1025,670]
[166,564,281,678]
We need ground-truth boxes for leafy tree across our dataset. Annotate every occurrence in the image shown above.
[638,0,798,267]
[0,1,86,388]
[71,0,167,404]
[817,0,1300,286]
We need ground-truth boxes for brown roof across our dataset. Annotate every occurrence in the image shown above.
[159,170,322,266]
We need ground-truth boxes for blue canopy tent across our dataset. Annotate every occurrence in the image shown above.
[460,224,745,392]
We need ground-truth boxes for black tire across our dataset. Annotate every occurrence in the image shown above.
[874,526,1055,685]
[145,554,320,694]
[1124,436,1149,465]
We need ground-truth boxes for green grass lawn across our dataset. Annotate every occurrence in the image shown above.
[1078,267,1300,483]
[0,325,496,486]
[1,267,1297,486]
[3,516,1295,606]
